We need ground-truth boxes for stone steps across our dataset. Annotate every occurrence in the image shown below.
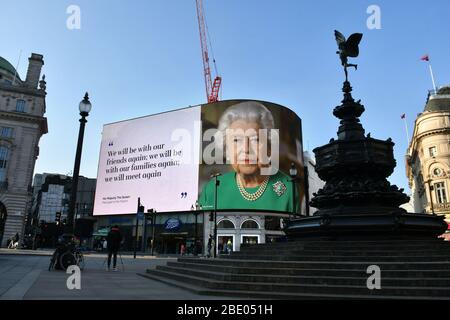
[236,249,450,257]
[168,261,450,278]
[138,272,449,300]
[245,239,444,246]
[156,264,450,287]
[177,257,450,270]
[221,254,450,262]
[241,241,450,252]
[141,240,450,299]
[145,268,450,298]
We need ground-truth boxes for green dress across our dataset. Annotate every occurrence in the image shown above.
[198,170,300,212]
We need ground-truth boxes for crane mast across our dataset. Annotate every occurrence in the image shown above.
[195,0,221,103]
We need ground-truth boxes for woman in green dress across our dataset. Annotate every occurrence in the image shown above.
[198,101,300,213]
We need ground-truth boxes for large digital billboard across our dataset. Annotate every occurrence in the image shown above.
[93,99,303,215]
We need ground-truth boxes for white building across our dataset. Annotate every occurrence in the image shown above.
[406,86,450,221]
[0,54,48,246]
[205,151,325,253]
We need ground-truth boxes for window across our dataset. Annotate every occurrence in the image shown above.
[0,146,9,182]
[217,219,235,229]
[241,219,259,229]
[16,99,26,112]
[264,216,282,231]
[429,146,437,157]
[434,182,447,204]
[0,127,13,138]
[242,236,259,245]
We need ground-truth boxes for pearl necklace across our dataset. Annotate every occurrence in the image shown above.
[236,175,270,201]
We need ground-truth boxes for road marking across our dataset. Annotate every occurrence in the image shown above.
[0,269,42,300]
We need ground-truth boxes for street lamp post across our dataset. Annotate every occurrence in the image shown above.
[151,210,157,255]
[64,93,92,241]
[304,165,310,216]
[211,173,221,258]
[428,181,436,215]
[194,200,199,256]
[289,162,298,218]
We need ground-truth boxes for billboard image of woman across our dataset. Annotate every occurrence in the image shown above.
[198,100,304,213]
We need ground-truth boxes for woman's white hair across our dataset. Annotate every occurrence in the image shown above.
[214,101,275,161]
[218,101,274,133]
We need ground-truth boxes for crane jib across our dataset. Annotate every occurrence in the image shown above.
[195,0,222,103]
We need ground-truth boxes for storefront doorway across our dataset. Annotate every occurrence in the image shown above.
[217,235,234,254]
[158,233,188,254]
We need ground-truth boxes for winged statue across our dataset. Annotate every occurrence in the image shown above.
[334,30,363,81]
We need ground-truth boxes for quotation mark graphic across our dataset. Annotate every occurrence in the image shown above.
[180,192,188,198]
[108,141,114,147]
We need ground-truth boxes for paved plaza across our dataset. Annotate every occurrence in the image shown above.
[0,250,229,300]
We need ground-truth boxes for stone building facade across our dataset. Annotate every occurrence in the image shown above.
[406,86,450,223]
[0,53,48,246]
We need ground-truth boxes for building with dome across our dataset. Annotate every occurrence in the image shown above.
[0,53,48,247]
[406,86,450,228]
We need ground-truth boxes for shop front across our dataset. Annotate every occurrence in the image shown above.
[153,215,203,255]
[94,212,204,254]
[203,211,289,254]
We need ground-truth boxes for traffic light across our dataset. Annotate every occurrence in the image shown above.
[145,208,154,219]
[55,212,61,224]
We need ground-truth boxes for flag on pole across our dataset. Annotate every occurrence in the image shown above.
[12,50,22,85]
[421,54,430,62]
[401,113,410,145]
[421,53,437,92]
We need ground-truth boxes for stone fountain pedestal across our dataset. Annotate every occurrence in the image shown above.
[284,81,447,240]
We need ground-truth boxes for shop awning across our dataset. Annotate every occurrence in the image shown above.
[93,228,110,237]
[159,232,189,236]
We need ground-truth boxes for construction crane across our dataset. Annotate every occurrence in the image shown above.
[195,0,222,103]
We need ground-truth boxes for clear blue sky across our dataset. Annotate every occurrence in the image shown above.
[1,0,449,193]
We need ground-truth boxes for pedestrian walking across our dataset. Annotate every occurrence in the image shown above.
[226,239,233,254]
[207,235,213,258]
[106,226,122,271]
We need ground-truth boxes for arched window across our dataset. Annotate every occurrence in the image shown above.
[0,146,9,182]
[217,219,235,229]
[241,219,259,229]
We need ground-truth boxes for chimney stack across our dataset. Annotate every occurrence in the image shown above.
[25,53,44,89]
